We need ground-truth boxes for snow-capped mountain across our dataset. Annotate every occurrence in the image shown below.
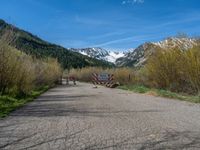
[105,51,125,63]
[116,37,198,67]
[70,47,125,63]
[69,37,198,66]
[153,37,197,50]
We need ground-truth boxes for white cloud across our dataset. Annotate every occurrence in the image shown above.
[122,0,144,5]
[91,34,157,47]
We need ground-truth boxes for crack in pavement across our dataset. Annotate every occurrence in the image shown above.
[0,82,200,149]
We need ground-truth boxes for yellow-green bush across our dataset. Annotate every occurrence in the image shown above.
[67,67,137,85]
[183,46,200,93]
[68,46,200,95]
[34,58,62,86]
[0,42,62,96]
[110,68,136,84]
[66,67,103,82]
[145,46,200,94]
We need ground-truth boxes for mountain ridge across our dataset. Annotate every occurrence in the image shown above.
[116,37,199,67]
[70,47,125,63]
[0,19,113,69]
[1,19,199,68]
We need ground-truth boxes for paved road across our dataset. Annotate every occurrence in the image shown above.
[0,82,200,150]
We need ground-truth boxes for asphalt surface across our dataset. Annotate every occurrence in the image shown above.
[0,82,200,150]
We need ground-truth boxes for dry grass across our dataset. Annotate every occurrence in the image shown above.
[66,67,137,85]
[0,42,62,96]
[145,45,200,94]
[67,45,200,96]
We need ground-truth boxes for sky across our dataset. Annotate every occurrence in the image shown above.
[0,0,200,51]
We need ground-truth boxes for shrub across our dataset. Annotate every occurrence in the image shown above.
[67,67,137,85]
[0,41,62,96]
[145,46,200,94]
[69,46,200,95]
[183,46,200,93]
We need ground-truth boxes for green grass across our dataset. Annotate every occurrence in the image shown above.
[119,85,200,103]
[0,85,49,118]
[119,85,151,93]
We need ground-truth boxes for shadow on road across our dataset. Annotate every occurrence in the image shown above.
[10,96,162,117]
[9,86,162,117]
[11,103,162,117]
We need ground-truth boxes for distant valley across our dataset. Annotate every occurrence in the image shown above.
[70,47,125,63]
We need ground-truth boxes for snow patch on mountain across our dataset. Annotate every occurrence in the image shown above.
[153,37,197,50]
[116,37,198,67]
[70,47,125,63]
[105,51,125,63]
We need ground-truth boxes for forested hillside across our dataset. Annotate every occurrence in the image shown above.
[0,19,113,69]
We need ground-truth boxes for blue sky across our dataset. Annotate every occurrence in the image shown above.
[0,0,200,51]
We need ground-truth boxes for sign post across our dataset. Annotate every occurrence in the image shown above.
[98,73,109,83]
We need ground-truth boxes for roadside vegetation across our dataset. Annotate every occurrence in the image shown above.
[0,86,49,117]
[144,46,200,95]
[67,67,136,84]
[119,85,200,103]
[0,41,62,117]
[68,45,200,103]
